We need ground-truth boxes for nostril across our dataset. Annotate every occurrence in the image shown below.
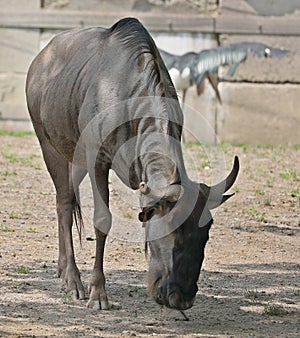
[153,283,195,310]
[155,286,164,305]
[168,289,182,309]
[168,291,194,310]
[166,284,195,310]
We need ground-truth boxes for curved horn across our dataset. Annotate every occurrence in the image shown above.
[210,156,239,195]
[203,156,239,210]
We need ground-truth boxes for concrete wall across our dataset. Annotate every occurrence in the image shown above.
[0,0,299,145]
[215,34,300,145]
[217,83,300,145]
[42,0,219,14]
[0,0,40,132]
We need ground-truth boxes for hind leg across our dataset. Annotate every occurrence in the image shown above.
[37,134,87,299]
[57,164,87,283]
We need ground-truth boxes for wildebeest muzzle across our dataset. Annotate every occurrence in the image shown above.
[154,281,196,310]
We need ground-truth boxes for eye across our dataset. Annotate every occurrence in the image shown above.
[166,200,176,211]
[264,48,271,57]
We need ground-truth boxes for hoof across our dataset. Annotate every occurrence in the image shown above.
[69,289,86,300]
[87,299,110,310]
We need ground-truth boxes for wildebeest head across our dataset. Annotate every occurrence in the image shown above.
[138,156,239,310]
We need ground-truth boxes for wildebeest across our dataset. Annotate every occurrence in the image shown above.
[26,18,239,311]
[159,42,288,105]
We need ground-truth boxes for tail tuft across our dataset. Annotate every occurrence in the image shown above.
[73,197,84,245]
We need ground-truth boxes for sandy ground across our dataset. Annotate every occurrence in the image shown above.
[0,134,299,337]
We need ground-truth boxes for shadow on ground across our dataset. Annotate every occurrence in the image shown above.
[1,261,299,337]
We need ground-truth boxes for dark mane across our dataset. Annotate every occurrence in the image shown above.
[109,18,159,61]
[108,18,177,100]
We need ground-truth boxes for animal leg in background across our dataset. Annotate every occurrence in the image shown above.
[34,133,86,300]
[206,72,222,104]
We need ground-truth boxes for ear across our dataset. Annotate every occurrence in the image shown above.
[199,183,235,210]
[138,207,155,222]
[207,192,235,210]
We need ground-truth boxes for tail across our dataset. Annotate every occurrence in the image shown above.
[73,192,84,246]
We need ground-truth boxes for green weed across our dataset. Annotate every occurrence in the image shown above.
[123,212,133,220]
[0,170,17,177]
[240,145,249,153]
[8,212,20,219]
[6,280,19,288]
[256,212,268,223]
[26,227,38,233]
[289,199,296,207]
[242,208,268,223]
[201,159,211,169]
[263,304,288,316]
[255,189,265,196]
[263,198,272,207]
[244,290,260,303]
[220,143,233,153]
[129,286,148,297]
[279,169,298,181]
[1,152,41,169]
[15,266,30,274]
[0,130,34,137]
[60,294,73,304]
[233,185,240,193]
[288,189,300,198]
[0,224,13,232]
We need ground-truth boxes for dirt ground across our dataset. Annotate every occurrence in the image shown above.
[0,133,299,337]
